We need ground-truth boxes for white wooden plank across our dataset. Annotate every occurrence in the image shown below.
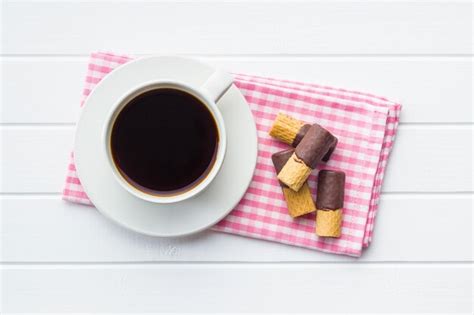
[2,2,471,55]
[0,128,73,193]
[2,57,472,123]
[1,58,86,124]
[0,195,471,262]
[2,264,471,313]
[384,125,472,192]
[1,127,472,193]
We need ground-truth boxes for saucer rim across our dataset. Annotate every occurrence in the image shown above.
[74,55,258,237]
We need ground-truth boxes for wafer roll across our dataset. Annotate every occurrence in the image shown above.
[315,170,345,238]
[269,113,309,146]
[269,113,337,162]
[272,149,316,218]
[278,124,337,191]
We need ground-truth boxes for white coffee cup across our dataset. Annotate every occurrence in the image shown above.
[103,70,233,203]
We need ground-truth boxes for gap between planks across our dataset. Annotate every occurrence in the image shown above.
[1,262,472,268]
[1,54,473,59]
[3,0,473,4]
[1,192,473,198]
[1,123,473,129]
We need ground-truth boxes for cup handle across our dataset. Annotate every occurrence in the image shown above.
[200,69,234,103]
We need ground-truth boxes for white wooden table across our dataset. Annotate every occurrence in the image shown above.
[1,1,473,313]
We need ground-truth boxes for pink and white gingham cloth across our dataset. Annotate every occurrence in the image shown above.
[63,52,401,257]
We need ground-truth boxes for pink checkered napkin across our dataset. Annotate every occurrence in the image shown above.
[63,52,401,257]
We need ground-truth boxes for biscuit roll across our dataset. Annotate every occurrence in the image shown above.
[269,113,337,161]
[315,170,345,238]
[278,124,337,191]
[269,113,309,146]
[272,149,316,218]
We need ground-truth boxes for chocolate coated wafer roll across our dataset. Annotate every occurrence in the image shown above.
[269,113,309,146]
[269,113,337,162]
[277,124,337,191]
[315,170,345,238]
[272,149,316,218]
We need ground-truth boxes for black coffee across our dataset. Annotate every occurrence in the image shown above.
[111,88,219,195]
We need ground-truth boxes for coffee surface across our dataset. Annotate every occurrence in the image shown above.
[111,88,218,195]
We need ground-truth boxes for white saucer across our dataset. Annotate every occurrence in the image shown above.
[74,56,258,237]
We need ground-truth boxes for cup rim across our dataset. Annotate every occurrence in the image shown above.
[103,80,227,204]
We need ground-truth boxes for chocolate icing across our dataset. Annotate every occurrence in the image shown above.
[291,124,311,147]
[272,149,294,173]
[316,170,345,210]
[322,138,338,162]
[271,149,294,187]
[295,124,337,168]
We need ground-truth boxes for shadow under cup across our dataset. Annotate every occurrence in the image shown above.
[106,84,222,200]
